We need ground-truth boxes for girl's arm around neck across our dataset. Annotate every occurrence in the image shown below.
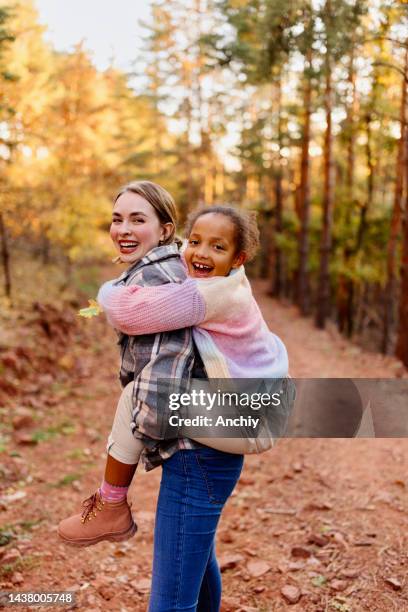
[97,278,206,335]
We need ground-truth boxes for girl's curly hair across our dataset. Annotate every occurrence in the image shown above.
[184,205,260,261]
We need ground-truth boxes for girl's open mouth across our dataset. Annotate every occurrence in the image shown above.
[191,262,214,277]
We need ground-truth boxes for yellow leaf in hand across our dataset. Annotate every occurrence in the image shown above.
[78,299,103,318]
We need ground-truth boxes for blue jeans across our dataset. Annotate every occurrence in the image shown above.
[148,447,244,612]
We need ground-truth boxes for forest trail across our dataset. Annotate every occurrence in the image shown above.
[0,281,407,612]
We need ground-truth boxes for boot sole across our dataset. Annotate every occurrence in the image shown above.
[58,521,138,547]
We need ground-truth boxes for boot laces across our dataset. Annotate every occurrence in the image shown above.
[81,491,104,523]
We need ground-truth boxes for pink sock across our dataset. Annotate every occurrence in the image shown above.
[99,479,129,503]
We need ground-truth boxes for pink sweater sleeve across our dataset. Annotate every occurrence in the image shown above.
[97,279,206,335]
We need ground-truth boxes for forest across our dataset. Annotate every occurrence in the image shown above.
[0,0,407,364]
[0,3,407,610]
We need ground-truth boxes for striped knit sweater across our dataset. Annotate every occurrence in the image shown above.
[97,266,289,380]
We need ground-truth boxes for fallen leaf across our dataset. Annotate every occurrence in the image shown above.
[281,585,301,604]
[12,412,34,431]
[10,572,24,586]
[14,432,38,446]
[264,507,297,516]
[220,531,234,544]
[58,355,76,370]
[96,584,115,600]
[117,574,129,584]
[303,500,333,511]
[239,477,255,486]
[219,553,244,571]
[339,568,360,579]
[221,596,241,611]
[1,549,21,564]
[1,490,27,503]
[288,561,305,571]
[306,556,322,568]
[330,579,348,591]
[134,578,151,594]
[384,577,402,591]
[308,533,329,547]
[329,531,349,549]
[246,560,271,578]
[291,546,312,559]
[78,300,102,319]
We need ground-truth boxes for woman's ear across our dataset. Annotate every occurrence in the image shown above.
[160,223,174,242]
[232,251,247,268]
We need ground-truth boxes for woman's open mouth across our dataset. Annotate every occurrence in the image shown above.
[119,240,139,254]
[191,262,214,277]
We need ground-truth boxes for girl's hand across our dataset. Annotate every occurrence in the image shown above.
[78,299,103,318]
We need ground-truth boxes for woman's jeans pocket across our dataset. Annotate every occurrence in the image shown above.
[195,448,244,505]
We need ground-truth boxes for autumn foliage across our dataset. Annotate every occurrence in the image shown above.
[0,0,407,365]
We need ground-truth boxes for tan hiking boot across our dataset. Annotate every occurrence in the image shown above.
[58,490,137,547]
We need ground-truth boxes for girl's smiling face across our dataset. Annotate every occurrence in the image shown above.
[184,213,246,278]
[110,192,172,264]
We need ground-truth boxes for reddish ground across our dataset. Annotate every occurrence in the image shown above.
[0,279,407,611]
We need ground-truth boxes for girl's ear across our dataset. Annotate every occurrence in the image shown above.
[232,251,247,268]
[160,223,174,243]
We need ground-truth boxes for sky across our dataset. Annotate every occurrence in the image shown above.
[35,0,152,72]
[34,0,239,170]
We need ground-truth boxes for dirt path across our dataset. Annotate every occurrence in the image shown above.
[0,281,407,612]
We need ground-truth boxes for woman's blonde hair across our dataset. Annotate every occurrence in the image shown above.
[114,180,177,245]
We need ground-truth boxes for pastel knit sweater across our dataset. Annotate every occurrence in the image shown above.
[97,266,288,379]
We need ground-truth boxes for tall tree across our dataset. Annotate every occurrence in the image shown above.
[0,3,15,299]
[394,41,408,364]
[296,3,315,314]
[315,0,365,328]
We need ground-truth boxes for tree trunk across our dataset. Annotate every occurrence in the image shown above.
[345,45,357,223]
[337,48,358,336]
[152,55,162,176]
[383,44,408,354]
[356,113,374,252]
[0,212,11,298]
[395,46,408,365]
[297,47,312,314]
[183,96,195,219]
[315,48,334,329]
[215,161,224,199]
[271,79,284,298]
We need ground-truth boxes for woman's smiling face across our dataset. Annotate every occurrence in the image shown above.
[184,213,245,278]
[110,192,170,264]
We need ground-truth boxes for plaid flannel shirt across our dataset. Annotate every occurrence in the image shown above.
[113,244,202,471]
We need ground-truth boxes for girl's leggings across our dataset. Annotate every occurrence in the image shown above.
[107,382,271,464]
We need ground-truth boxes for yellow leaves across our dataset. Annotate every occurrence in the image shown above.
[58,354,76,370]
[78,299,103,319]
